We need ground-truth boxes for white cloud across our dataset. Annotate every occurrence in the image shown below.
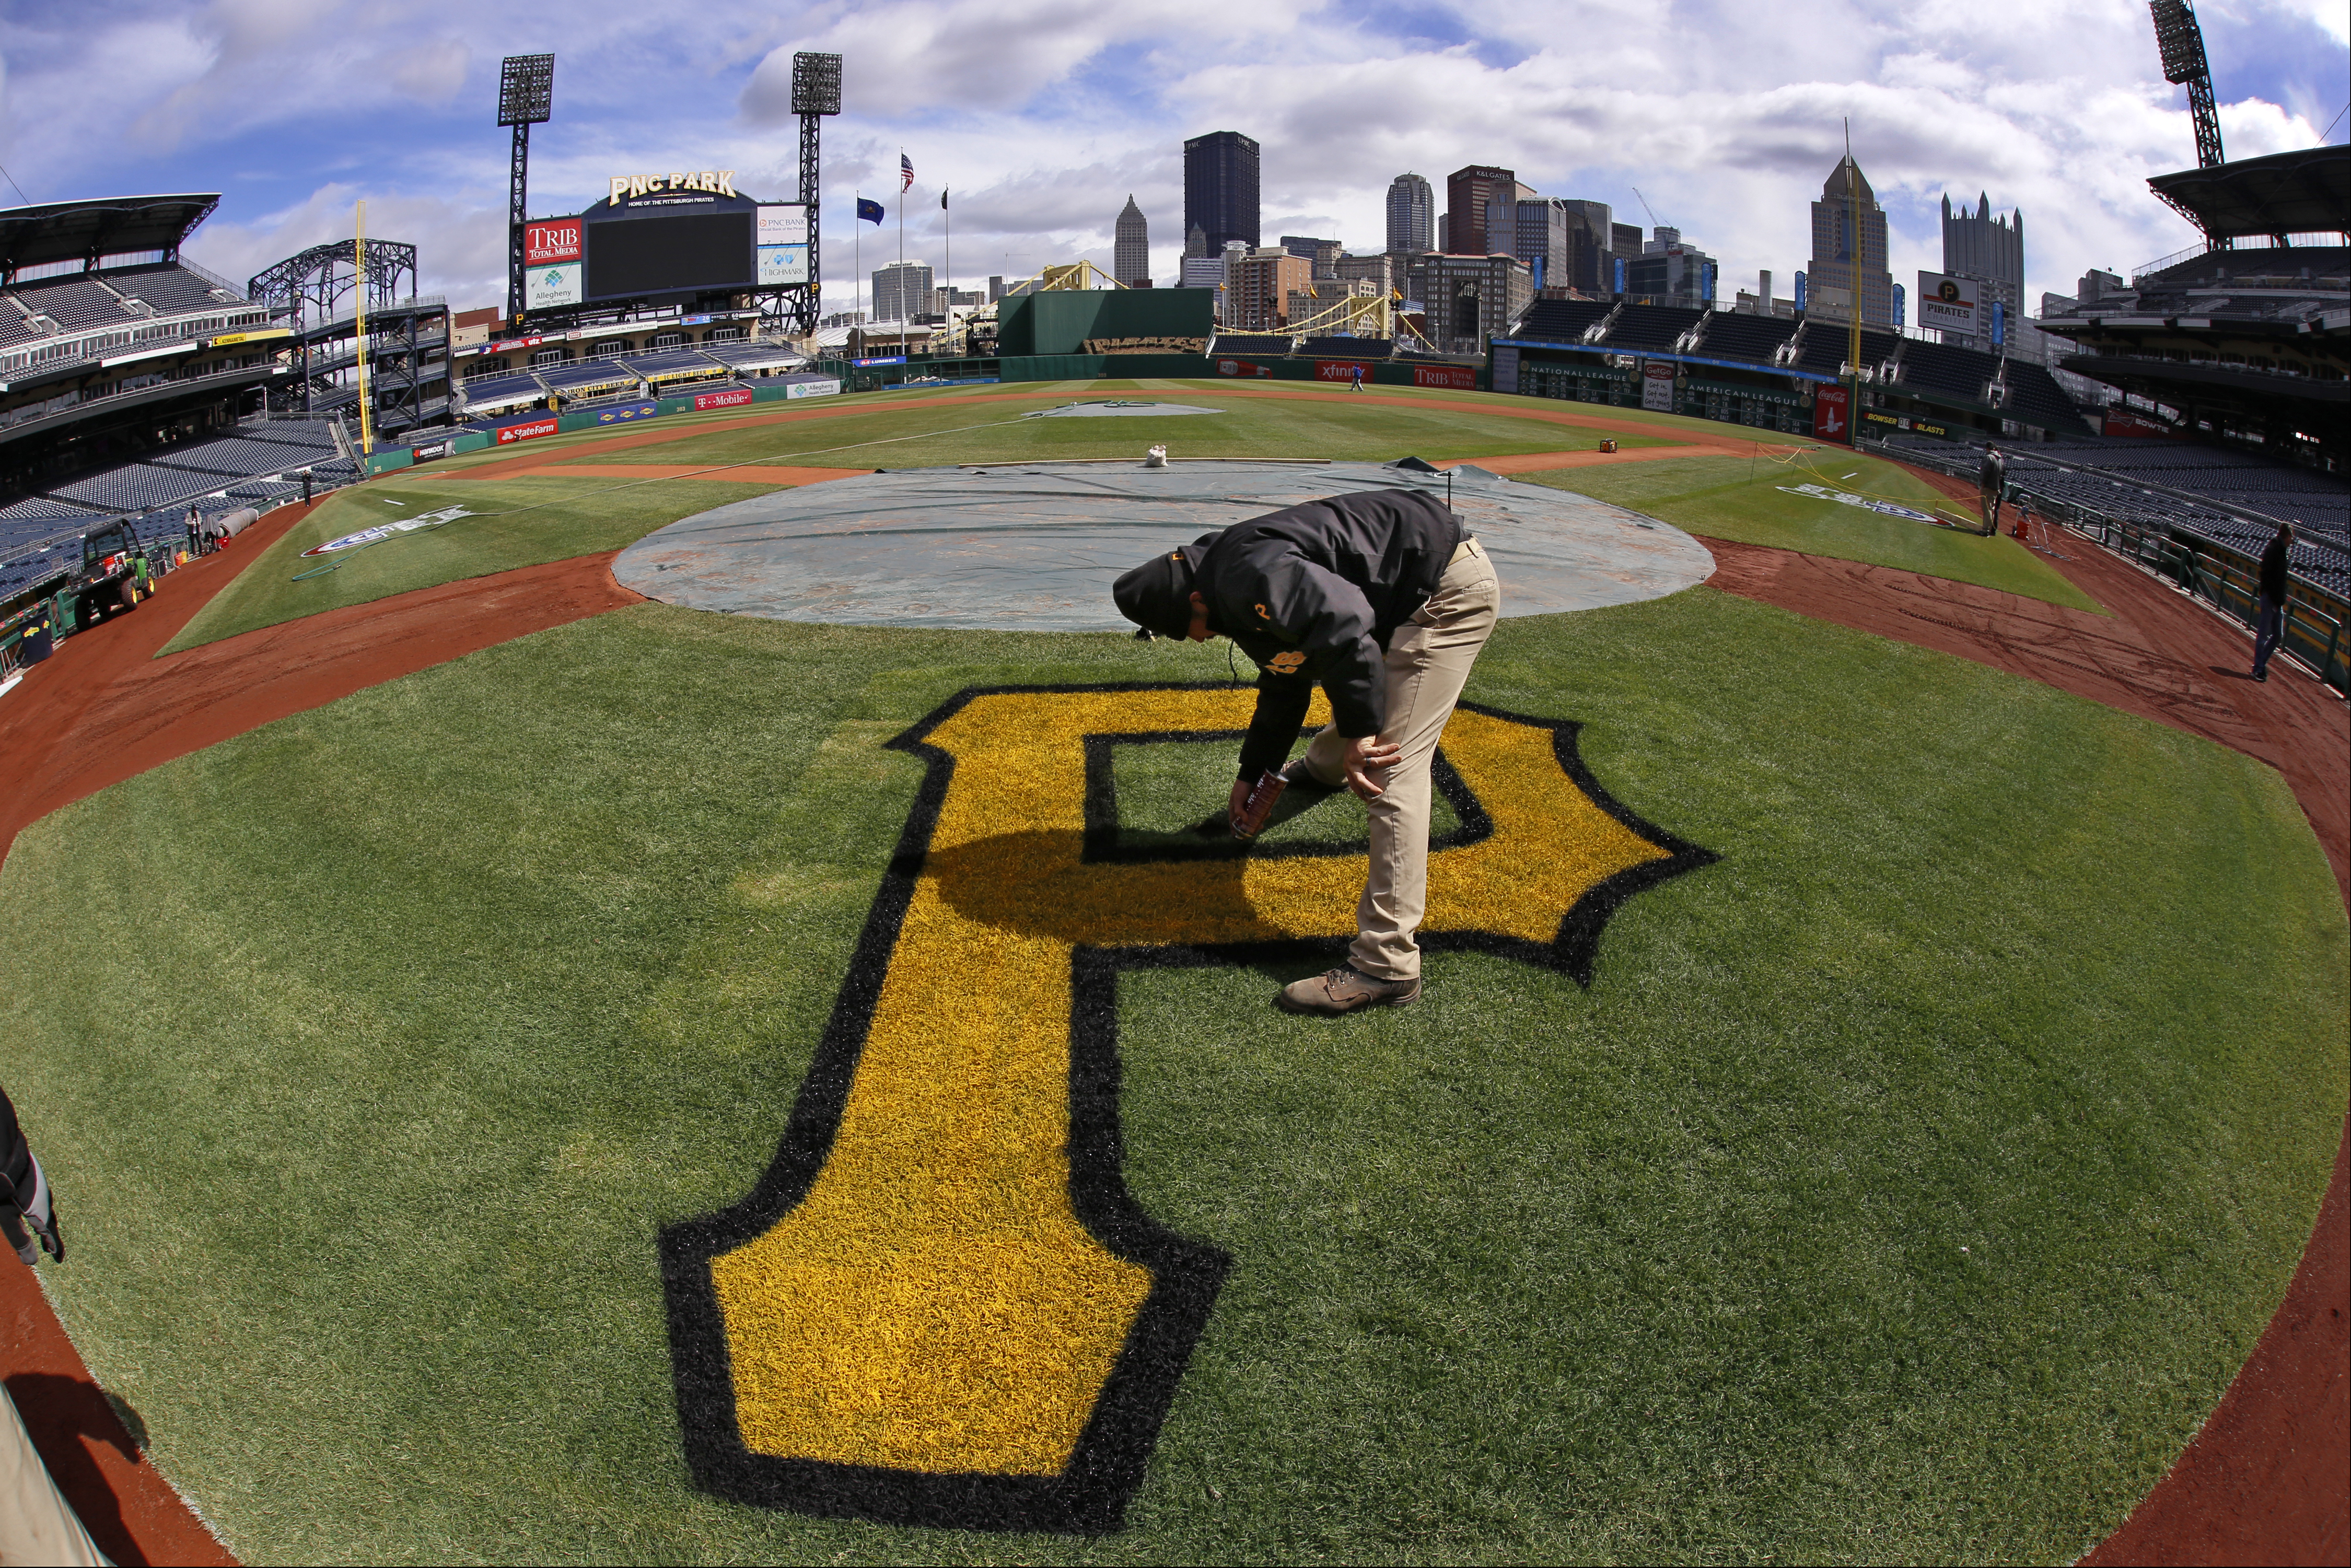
[3,0,2338,317]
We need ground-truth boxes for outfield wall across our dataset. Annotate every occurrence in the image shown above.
[995,290,1215,356]
[997,354,1486,391]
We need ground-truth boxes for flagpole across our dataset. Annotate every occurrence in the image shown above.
[944,189,951,354]
[898,150,905,359]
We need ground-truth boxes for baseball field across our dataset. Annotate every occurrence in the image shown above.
[1,379,2341,1564]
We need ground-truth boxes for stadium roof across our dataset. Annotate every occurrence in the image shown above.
[2148,146,2349,240]
[0,194,220,277]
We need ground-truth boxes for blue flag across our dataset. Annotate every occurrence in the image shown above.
[857,197,883,225]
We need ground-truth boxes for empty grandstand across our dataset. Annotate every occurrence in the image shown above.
[250,240,452,440]
[0,195,291,501]
[2038,143,2347,470]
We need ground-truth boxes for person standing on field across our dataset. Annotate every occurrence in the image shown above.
[2251,522,2294,683]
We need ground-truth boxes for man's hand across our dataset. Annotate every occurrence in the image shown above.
[1343,734,1401,800]
[1229,776,1253,829]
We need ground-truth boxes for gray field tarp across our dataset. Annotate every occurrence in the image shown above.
[613,460,1715,631]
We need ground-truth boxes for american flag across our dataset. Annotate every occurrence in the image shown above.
[900,153,914,192]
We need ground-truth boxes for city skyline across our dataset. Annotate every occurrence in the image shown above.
[0,1,2342,323]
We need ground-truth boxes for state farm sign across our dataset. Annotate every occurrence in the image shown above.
[496,417,558,444]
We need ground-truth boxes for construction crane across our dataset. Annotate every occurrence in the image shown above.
[2149,0,2226,170]
[1631,187,1666,233]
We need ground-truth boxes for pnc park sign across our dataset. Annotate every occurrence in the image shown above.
[608,170,738,203]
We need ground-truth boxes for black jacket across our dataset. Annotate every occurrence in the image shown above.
[1193,489,1462,780]
[2260,534,2290,602]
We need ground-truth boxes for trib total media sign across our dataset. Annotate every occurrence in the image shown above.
[526,221,585,311]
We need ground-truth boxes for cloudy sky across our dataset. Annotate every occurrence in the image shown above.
[1,0,2342,320]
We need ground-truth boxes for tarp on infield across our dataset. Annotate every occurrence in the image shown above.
[613,460,1714,631]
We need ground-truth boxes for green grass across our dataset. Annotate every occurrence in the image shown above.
[158,474,793,654]
[1535,451,2102,612]
[160,383,1677,653]
[1107,736,1462,855]
[5,586,2340,1563]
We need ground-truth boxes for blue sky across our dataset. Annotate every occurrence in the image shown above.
[0,0,2342,318]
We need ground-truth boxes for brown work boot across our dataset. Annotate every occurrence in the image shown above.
[1277,964,1420,1014]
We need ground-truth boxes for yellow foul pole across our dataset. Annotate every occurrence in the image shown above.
[354,201,375,456]
[1845,123,1861,434]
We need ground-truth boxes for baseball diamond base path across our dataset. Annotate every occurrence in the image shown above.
[0,400,2339,1562]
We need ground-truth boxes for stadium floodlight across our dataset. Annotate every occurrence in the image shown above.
[2146,1,2225,170]
[791,52,842,116]
[498,54,555,127]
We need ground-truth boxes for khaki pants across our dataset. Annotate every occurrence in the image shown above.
[1300,537,1501,981]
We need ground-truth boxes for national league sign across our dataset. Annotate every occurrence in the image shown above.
[1916,272,1984,337]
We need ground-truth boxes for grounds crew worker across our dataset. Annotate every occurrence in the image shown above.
[1980,444,2007,532]
[1114,488,1500,1014]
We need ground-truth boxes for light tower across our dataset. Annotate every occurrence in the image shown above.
[790,53,843,335]
[497,54,555,325]
[2149,0,2225,172]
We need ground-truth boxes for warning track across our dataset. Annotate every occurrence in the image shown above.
[0,394,2339,1564]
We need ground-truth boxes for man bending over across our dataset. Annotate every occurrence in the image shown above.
[1114,487,1501,1014]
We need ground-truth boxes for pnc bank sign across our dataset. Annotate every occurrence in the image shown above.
[608,170,738,203]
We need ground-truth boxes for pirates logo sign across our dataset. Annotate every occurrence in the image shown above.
[659,685,1716,1533]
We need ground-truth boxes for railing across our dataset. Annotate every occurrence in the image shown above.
[173,257,250,299]
[2071,510,2349,693]
[1871,434,2348,693]
[2133,233,2349,282]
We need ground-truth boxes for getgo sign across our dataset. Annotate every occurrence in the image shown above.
[496,417,559,444]
[693,388,754,411]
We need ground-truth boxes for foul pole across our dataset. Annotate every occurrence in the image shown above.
[1845,119,1861,442]
[354,201,375,457]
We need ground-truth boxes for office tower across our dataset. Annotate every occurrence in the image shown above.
[1805,155,1895,326]
[1225,247,1311,331]
[1280,236,1341,278]
[1386,173,1434,254]
[1937,192,2024,351]
[871,259,934,322]
[1445,166,1517,255]
[1114,195,1151,288]
[1402,252,1534,352]
[1184,131,1260,254]
[1626,235,1717,306]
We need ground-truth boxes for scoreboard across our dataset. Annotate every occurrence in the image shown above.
[525,175,807,313]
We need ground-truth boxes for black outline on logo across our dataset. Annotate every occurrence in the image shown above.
[658,683,1716,1535]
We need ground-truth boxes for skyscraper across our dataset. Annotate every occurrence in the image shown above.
[1805,156,1895,326]
[1183,131,1259,255]
[1386,173,1434,254]
[1445,166,1517,255]
[871,260,934,323]
[1939,192,2024,351]
[1114,195,1150,288]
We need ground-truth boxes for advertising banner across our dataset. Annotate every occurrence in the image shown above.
[1217,358,1273,378]
[525,222,583,265]
[757,205,810,287]
[852,355,907,368]
[1313,360,1375,384]
[693,387,755,411]
[526,263,583,311]
[1640,360,1675,412]
[1916,271,1983,337]
[592,401,661,426]
[783,378,841,399]
[409,439,452,464]
[2101,410,2183,439]
[1411,363,1476,390]
[1811,382,1850,442]
[496,416,559,445]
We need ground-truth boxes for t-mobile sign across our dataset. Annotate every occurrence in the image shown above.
[693,388,755,411]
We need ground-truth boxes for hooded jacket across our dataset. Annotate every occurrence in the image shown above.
[1190,488,1462,780]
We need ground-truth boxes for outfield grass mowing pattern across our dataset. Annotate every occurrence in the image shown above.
[4,587,2341,1562]
[1535,450,2100,612]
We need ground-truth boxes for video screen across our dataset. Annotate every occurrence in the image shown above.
[586,212,754,300]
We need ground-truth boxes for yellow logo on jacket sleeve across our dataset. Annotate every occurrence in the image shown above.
[1267,650,1307,675]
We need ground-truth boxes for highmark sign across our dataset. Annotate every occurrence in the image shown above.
[609,170,737,202]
